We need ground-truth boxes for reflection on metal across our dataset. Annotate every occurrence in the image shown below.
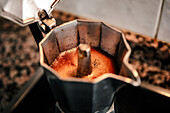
[38,9,56,34]
[141,81,170,98]
[77,44,92,77]
[0,0,60,26]
[39,19,141,113]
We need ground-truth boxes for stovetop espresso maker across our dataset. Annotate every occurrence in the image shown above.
[0,0,141,113]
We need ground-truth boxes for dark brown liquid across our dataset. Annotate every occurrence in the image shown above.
[51,47,118,80]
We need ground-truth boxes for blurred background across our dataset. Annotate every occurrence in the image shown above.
[55,0,170,42]
[0,0,170,113]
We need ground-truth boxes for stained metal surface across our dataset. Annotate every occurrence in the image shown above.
[40,19,141,85]
[39,19,141,113]
[0,0,60,26]
[77,44,92,77]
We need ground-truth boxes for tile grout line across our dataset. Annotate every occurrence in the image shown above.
[153,0,165,39]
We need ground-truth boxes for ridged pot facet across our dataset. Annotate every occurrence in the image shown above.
[39,19,141,113]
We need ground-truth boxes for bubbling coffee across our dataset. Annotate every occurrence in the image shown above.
[51,46,118,80]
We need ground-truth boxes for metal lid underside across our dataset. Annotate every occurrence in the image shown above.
[0,0,60,26]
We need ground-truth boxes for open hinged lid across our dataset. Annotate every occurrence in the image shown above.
[0,0,60,26]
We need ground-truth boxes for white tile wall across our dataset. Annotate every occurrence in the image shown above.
[55,0,161,38]
[157,0,170,42]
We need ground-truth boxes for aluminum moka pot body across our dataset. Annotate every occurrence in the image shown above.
[39,19,141,113]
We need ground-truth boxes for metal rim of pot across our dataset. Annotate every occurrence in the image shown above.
[39,19,141,86]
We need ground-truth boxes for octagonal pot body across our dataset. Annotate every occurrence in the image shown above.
[39,19,140,113]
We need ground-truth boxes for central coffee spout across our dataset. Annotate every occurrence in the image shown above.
[77,44,92,77]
